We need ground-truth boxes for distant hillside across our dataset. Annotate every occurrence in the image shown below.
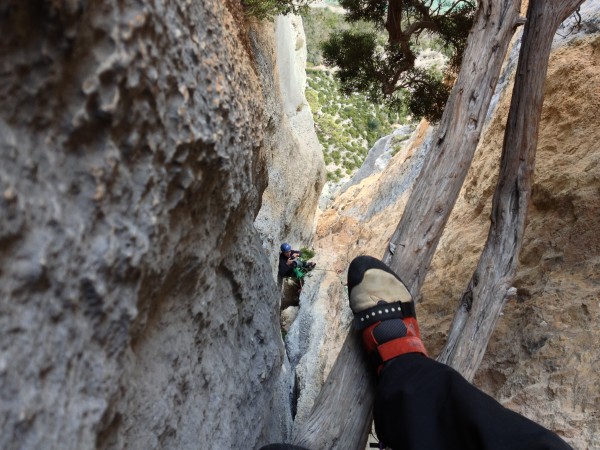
[302,5,449,183]
[306,69,406,182]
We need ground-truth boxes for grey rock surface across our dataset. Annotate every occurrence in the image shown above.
[253,15,326,277]
[0,1,302,449]
[553,0,600,48]
[340,125,416,195]
[357,126,433,223]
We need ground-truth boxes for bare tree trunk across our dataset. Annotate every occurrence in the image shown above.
[292,2,522,448]
[291,331,377,450]
[381,1,523,297]
[437,0,585,381]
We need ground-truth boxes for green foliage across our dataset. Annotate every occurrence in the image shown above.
[241,0,311,20]
[305,89,319,111]
[300,247,316,260]
[321,0,477,121]
[432,2,476,72]
[390,134,410,156]
[339,0,387,25]
[305,69,408,182]
[367,118,380,131]
[405,69,451,122]
[321,30,380,99]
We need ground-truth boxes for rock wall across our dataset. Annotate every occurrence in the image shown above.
[254,15,326,276]
[0,1,316,449]
[291,9,600,448]
[339,124,416,196]
[249,12,326,440]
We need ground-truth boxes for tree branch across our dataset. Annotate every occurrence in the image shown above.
[437,0,586,381]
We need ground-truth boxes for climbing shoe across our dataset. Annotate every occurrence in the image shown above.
[348,255,427,374]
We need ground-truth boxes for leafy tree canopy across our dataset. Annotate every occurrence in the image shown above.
[241,0,312,20]
[322,1,476,121]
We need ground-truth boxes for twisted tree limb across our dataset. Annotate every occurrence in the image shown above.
[437,0,585,381]
[380,1,525,292]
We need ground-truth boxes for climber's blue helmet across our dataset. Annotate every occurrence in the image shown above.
[280,243,292,253]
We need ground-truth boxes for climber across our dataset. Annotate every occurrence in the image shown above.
[259,256,573,450]
[278,243,315,279]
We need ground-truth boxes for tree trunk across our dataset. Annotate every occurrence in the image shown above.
[291,331,377,450]
[292,2,522,448]
[381,1,523,298]
[437,0,585,381]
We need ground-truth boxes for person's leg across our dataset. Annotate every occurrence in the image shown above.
[376,354,572,450]
[348,255,573,450]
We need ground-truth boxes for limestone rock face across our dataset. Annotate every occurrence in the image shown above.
[0,1,308,449]
[254,14,326,275]
[293,29,600,450]
[340,125,416,195]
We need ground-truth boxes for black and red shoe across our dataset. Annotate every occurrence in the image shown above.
[348,255,427,375]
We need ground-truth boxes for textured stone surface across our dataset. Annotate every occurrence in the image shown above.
[249,16,326,432]
[2,0,598,448]
[0,1,310,449]
[340,124,416,195]
[292,30,600,449]
[253,14,326,277]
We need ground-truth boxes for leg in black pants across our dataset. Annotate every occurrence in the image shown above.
[348,255,572,450]
[375,353,572,450]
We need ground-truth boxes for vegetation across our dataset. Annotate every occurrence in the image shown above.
[321,0,476,121]
[302,7,368,66]
[300,247,316,260]
[306,69,407,182]
[241,0,311,20]
[243,1,474,121]
[244,2,458,181]
[390,133,410,157]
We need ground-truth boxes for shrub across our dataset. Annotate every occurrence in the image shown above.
[300,247,316,260]
[367,117,380,131]
[242,0,310,20]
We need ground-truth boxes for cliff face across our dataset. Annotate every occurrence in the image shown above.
[291,18,600,450]
[0,2,321,449]
[1,0,597,447]
[253,14,326,276]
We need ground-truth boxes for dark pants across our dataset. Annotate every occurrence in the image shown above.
[375,353,573,450]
